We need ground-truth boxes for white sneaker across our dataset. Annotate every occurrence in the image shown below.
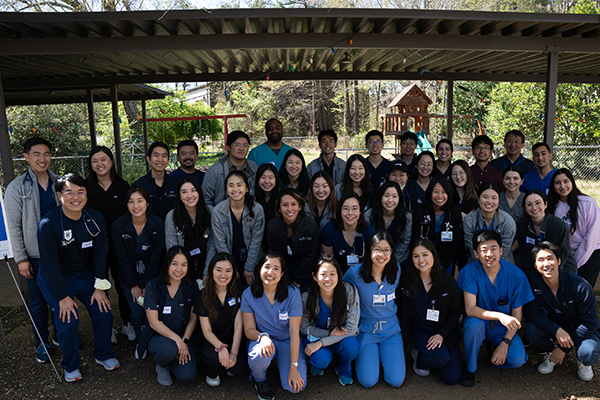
[122,322,136,341]
[411,348,430,376]
[537,353,557,374]
[111,328,118,344]
[134,346,147,360]
[206,375,221,387]
[577,360,594,381]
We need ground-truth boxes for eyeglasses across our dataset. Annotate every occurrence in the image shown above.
[341,206,360,213]
[475,146,491,151]
[367,140,382,146]
[372,247,392,256]
[231,143,250,149]
[61,190,87,199]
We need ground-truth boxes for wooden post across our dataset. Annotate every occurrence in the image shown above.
[86,89,97,148]
[110,84,123,176]
[544,51,559,153]
[446,80,454,142]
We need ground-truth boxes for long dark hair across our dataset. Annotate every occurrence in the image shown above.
[306,171,337,220]
[410,151,436,180]
[360,230,398,285]
[333,192,369,233]
[279,149,310,197]
[250,252,291,303]
[450,160,477,203]
[226,170,256,218]
[340,154,372,206]
[87,146,119,209]
[306,256,348,329]
[275,188,305,221]
[547,168,585,234]
[126,186,152,217]
[173,176,210,239]
[202,253,238,324]
[254,163,281,206]
[404,238,444,298]
[370,181,407,240]
[157,246,194,285]
[425,177,455,214]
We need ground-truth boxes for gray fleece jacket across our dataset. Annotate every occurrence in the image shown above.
[4,168,60,263]
[300,282,360,347]
[202,155,258,212]
[306,155,347,186]
[210,198,264,273]
[463,208,516,265]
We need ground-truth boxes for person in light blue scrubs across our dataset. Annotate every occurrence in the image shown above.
[343,230,405,388]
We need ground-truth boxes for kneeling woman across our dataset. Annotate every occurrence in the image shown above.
[397,239,463,384]
[343,230,405,388]
[241,253,306,400]
[300,256,360,386]
[196,253,246,386]
[137,247,198,386]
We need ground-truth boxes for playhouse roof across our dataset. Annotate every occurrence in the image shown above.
[387,84,433,108]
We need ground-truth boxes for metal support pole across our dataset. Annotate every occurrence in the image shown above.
[110,84,123,176]
[446,80,454,142]
[86,89,97,148]
[544,51,559,153]
[142,100,149,174]
[0,74,15,185]
[223,117,228,152]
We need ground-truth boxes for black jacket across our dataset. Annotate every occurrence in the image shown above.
[397,270,463,350]
[132,172,178,220]
[266,211,320,285]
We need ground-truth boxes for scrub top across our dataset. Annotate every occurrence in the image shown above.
[39,178,57,217]
[457,259,534,319]
[343,264,400,321]
[412,282,437,335]
[522,168,557,195]
[145,282,186,336]
[321,222,375,272]
[316,297,332,330]
[241,285,302,340]
[195,290,240,341]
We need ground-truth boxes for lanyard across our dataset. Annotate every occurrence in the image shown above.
[503,155,523,169]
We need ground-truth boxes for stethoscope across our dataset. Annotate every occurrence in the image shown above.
[176,227,210,240]
[338,232,365,258]
[60,207,101,247]
[21,170,58,203]
[420,211,453,239]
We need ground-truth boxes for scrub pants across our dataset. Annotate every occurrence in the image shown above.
[302,335,360,378]
[148,335,197,382]
[247,337,308,393]
[199,337,246,379]
[524,323,600,366]
[122,284,147,339]
[107,242,131,324]
[355,318,405,388]
[28,259,54,345]
[411,329,462,384]
[37,268,115,373]
[462,316,528,373]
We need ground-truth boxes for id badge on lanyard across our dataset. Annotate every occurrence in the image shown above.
[426,300,439,322]
[373,284,386,307]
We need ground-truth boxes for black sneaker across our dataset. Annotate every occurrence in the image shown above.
[458,370,475,387]
[255,379,274,400]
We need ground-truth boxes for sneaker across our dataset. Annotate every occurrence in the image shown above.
[156,364,173,386]
[577,360,594,381]
[226,371,234,377]
[95,358,120,371]
[334,368,353,386]
[254,379,274,400]
[52,332,59,347]
[206,374,221,387]
[122,322,136,341]
[458,369,475,387]
[64,369,82,383]
[310,365,324,376]
[537,353,557,374]
[111,328,118,344]
[411,348,430,376]
[134,346,147,360]
[36,343,52,363]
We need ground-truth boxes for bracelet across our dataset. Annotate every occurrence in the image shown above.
[230,353,237,357]
[215,343,229,352]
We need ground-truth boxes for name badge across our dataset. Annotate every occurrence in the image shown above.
[373,294,386,307]
[190,248,201,256]
[287,245,293,255]
[441,231,453,242]
[81,240,93,249]
[278,311,289,321]
[163,306,172,314]
[227,297,237,307]
[347,254,359,265]
[141,244,150,251]
[387,292,396,302]
[526,236,536,245]
[426,309,440,322]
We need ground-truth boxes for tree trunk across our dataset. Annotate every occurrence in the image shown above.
[376,82,381,131]
[123,100,141,136]
[353,80,359,135]
[345,80,350,135]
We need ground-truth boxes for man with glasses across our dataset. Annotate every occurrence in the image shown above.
[470,136,502,188]
[457,230,533,387]
[395,131,418,177]
[36,173,119,382]
[202,130,258,211]
[170,140,206,186]
[522,143,556,195]
[491,130,535,175]
[307,129,346,185]
[5,137,60,364]
[365,130,392,190]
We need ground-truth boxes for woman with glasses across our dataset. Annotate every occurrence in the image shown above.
[404,151,436,211]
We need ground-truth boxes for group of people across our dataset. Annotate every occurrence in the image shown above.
[4,119,599,399]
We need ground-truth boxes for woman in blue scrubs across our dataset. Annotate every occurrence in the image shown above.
[343,230,405,388]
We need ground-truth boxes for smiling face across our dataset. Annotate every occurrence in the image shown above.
[313,262,338,296]
[437,143,452,163]
[553,173,572,202]
[503,171,523,193]
[226,175,248,202]
[504,133,524,159]
[451,165,467,188]
[533,146,552,169]
[24,144,51,176]
[389,170,408,187]
[58,181,87,215]
[473,142,492,162]
[524,193,547,221]
[285,154,303,180]
[177,145,198,169]
[90,151,113,179]
[349,160,366,183]
[127,191,148,218]
[478,188,499,214]
[431,183,448,211]
[227,137,250,162]
[213,260,234,289]
[147,146,169,173]
[371,239,392,268]
[366,135,384,156]
[475,239,503,269]
[168,253,188,284]
[417,155,434,178]
[179,182,199,210]
[412,245,434,274]
[258,169,276,194]
[534,249,560,280]
[341,197,361,227]
[266,120,283,144]
[381,187,400,213]
[280,194,300,225]
[260,257,283,288]
[401,139,416,157]
[319,135,336,156]
[312,177,331,202]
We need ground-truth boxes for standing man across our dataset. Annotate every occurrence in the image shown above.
[202,130,258,211]
[133,142,178,220]
[5,137,60,364]
[169,140,205,186]
[364,129,392,190]
[395,131,418,176]
[457,230,533,387]
[247,118,294,170]
[306,129,346,186]
[522,143,556,195]
[470,136,503,188]
[491,130,536,175]
[524,241,599,382]
[37,174,119,382]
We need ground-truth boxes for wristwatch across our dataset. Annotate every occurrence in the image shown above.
[257,332,270,342]
[183,338,189,344]
[501,337,511,346]
[290,361,299,368]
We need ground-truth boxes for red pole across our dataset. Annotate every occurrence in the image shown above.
[223,117,228,152]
